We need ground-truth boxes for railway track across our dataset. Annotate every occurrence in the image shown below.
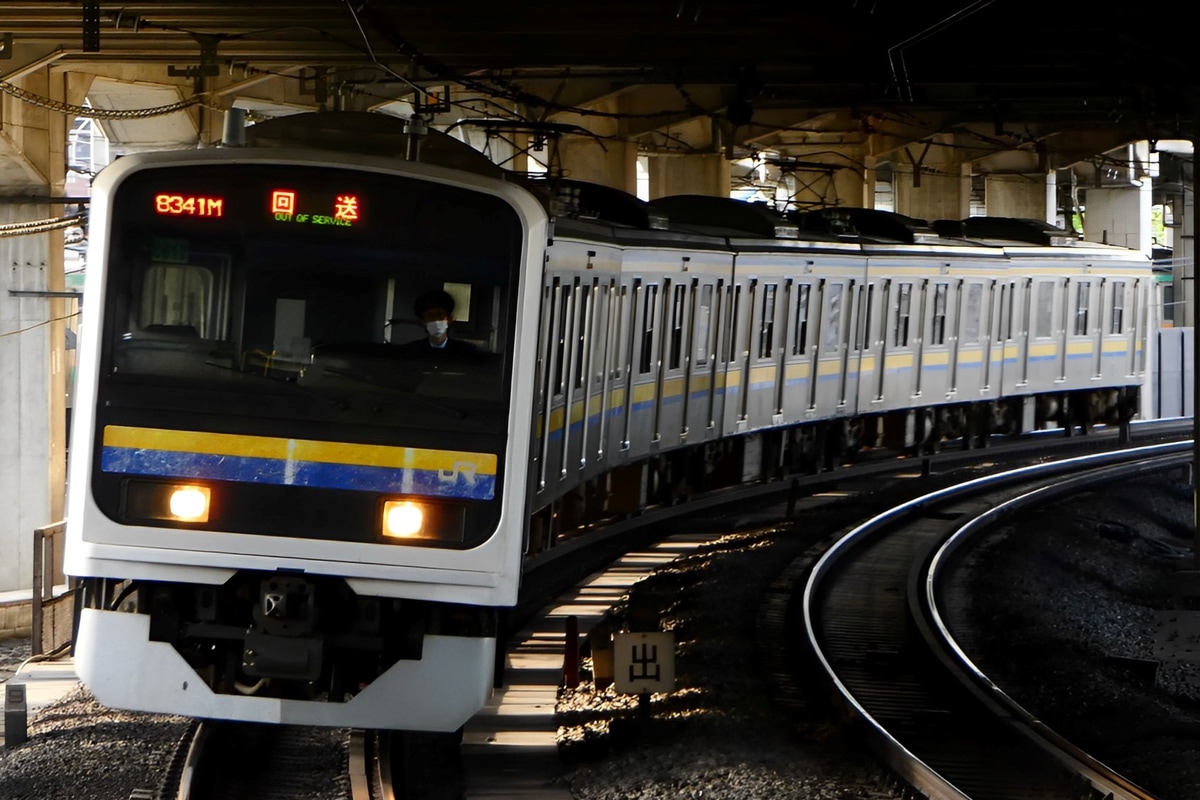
[140,421,1191,799]
[801,440,1190,800]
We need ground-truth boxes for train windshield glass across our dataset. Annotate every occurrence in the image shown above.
[100,163,523,435]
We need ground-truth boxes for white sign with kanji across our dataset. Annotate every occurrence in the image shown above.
[613,631,675,695]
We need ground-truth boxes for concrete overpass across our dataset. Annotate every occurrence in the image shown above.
[0,0,1195,598]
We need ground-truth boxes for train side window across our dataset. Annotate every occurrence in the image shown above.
[1001,282,1015,340]
[1074,281,1090,335]
[552,278,568,397]
[639,284,658,374]
[695,284,713,366]
[963,283,983,344]
[1034,281,1054,338]
[1110,281,1125,333]
[669,283,687,369]
[725,284,742,363]
[612,283,630,380]
[758,283,777,359]
[792,283,811,355]
[855,284,874,351]
[894,282,912,346]
[930,283,948,345]
[575,282,592,389]
[823,283,843,349]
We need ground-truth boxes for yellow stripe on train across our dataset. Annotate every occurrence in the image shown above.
[102,425,496,474]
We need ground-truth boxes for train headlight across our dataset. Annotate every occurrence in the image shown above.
[123,481,212,524]
[383,500,425,538]
[379,498,467,544]
[168,486,211,522]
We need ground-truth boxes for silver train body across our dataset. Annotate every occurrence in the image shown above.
[64,114,1154,731]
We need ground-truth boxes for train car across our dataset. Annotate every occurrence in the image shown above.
[65,111,1156,731]
[66,115,547,730]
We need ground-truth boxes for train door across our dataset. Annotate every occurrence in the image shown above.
[879,278,917,408]
[589,277,619,475]
[915,280,952,400]
[654,279,689,445]
[1014,278,1032,389]
[953,280,988,398]
[850,278,881,417]
[622,279,660,460]
[780,280,815,421]
[1061,277,1095,386]
[605,279,633,461]
[703,278,728,439]
[745,278,785,431]
[533,276,566,498]
[1026,278,1061,389]
[773,280,793,424]
[1100,277,1137,382]
[685,279,721,442]
[810,278,850,417]
[979,279,999,397]
[720,278,750,433]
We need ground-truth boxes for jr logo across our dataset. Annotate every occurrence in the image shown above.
[439,461,478,484]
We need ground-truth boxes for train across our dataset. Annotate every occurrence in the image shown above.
[64,112,1156,731]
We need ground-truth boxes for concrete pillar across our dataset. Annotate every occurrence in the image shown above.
[1081,183,1153,256]
[544,97,637,192]
[647,154,731,198]
[557,136,637,193]
[983,173,1050,220]
[862,156,878,209]
[1044,170,1058,226]
[892,143,970,222]
[0,68,69,594]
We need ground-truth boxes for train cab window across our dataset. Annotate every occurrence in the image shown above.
[758,283,777,359]
[894,282,912,347]
[137,263,219,338]
[639,284,659,374]
[696,284,713,366]
[1073,281,1090,335]
[792,284,811,355]
[1035,281,1054,338]
[963,283,983,344]
[1110,281,1126,333]
[669,283,687,369]
[930,283,948,346]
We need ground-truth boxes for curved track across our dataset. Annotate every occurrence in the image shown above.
[802,442,1189,800]
[159,422,1189,799]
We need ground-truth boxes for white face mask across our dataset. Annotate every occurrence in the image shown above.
[425,320,449,338]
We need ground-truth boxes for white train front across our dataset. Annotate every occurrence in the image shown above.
[64,113,1156,731]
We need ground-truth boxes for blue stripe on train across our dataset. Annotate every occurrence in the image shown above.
[100,447,496,500]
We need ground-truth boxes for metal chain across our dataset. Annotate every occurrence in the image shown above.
[0,214,86,238]
[0,78,214,118]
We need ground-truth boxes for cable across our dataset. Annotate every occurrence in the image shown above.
[0,311,83,341]
[0,79,209,118]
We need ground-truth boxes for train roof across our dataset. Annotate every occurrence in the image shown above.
[790,207,943,244]
[933,216,1079,246]
[646,195,811,240]
[243,111,507,178]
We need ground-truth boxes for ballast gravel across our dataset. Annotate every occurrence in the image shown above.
[2,471,1199,799]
